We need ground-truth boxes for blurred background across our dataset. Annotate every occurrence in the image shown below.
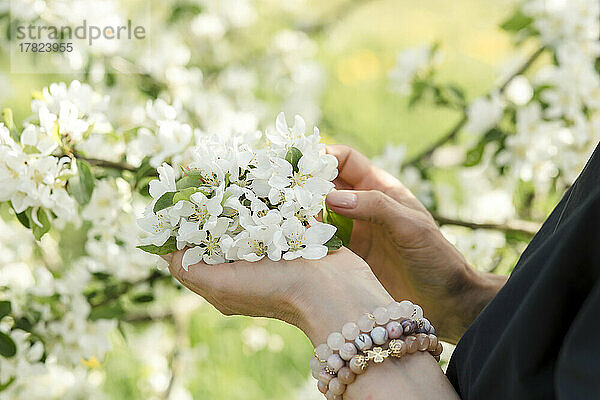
[2,0,597,399]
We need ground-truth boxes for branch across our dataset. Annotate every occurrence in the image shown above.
[75,154,138,172]
[123,312,174,323]
[299,0,375,34]
[431,211,541,236]
[91,270,166,309]
[403,46,545,167]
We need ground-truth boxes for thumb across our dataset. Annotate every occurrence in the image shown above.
[326,189,406,226]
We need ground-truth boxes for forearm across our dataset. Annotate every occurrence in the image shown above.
[344,352,459,400]
[293,271,459,400]
[440,266,507,343]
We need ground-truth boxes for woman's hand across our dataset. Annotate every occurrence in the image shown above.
[164,248,460,400]
[163,247,393,345]
[325,145,506,342]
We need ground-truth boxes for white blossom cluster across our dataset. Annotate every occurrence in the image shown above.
[0,0,330,397]
[388,45,442,94]
[381,0,600,270]
[138,113,339,269]
[0,80,114,230]
[0,218,114,398]
[465,0,600,190]
[0,123,76,223]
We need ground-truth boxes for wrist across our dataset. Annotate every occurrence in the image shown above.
[442,263,507,342]
[293,265,394,345]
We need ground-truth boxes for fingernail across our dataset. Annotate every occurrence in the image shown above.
[327,191,358,209]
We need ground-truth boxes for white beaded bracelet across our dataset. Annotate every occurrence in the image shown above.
[310,300,440,399]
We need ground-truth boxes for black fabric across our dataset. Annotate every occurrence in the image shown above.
[446,143,600,400]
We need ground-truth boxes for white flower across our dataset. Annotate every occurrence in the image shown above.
[137,207,174,247]
[188,187,224,227]
[389,46,441,94]
[504,75,533,106]
[181,217,232,269]
[20,124,58,155]
[233,224,287,262]
[464,92,504,137]
[149,163,177,200]
[282,218,336,260]
[176,217,207,249]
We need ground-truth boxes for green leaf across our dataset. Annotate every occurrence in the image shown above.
[323,204,353,246]
[13,208,30,229]
[0,331,16,358]
[0,301,11,319]
[69,159,95,205]
[324,235,343,251]
[28,208,51,240]
[89,302,125,321]
[500,10,533,32]
[285,147,303,173]
[181,168,204,180]
[134,157,156,187]
[1,108,14,131]
[0,376,15,392]
[409,80,429,107]
[137,236,178,255]
[463,142,485,167]
[153,191,175,213]
[172,187,197,204]
[2,108,18,142]
[132,293,154,303]
[176,176,203,190]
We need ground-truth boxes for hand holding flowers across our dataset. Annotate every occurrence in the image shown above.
[137,113,349,269]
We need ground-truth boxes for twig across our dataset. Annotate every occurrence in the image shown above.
[91,270,166,309]
[162,316,185,400]
[123,312,174,323]
[403,46,546,167]
[299,0,375,34]
[75,154,138,172]
[431,212,541,236]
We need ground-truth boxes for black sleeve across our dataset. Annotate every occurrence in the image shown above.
[555,276,600,399]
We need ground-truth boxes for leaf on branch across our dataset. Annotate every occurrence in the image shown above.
[89,302,125,321]
[463,128,505,167]
[323,203,353,246]
[181,168,205,180]
[285,147,303,173]
[500,10,533,32]
[172,187,198,204]
[69,159,95,205]
[0,331,16,358]
[0,301,11,319]
[176,176,203,190]
[137,236,178,255]
[1,108,18,142]
[0,376,15,393]
[132,293,154,303]
[27,208,51,240]
[153,192,176,213]
[13,208,30,229]
[325,235,343,251]
[134,157,156,186]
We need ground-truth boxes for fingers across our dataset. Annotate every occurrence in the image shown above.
[327,144,410,194]
[327,144,427,212]
[326,189,411,227]
[167,249,234,298]
[327,144,375,188]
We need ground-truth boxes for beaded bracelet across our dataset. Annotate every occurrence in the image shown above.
[309,300,442,399]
